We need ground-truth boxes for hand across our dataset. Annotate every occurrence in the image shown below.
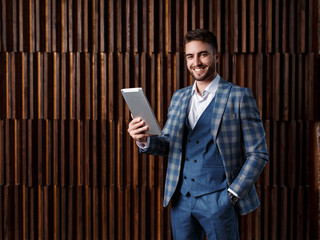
[228,191,239,205]
[127,116,151,146]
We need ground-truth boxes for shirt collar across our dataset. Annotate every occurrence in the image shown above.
[191,74,221,96]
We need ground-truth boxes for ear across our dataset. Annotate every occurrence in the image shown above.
[215,52,220,63]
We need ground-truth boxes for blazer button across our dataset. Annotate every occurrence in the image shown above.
[184,176,187,179]
[191,178,195,182]
[194,160,197,163]
[196,140,199,144]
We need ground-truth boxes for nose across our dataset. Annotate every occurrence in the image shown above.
[194,56,202,66]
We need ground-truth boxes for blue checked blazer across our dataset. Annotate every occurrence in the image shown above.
[142,78,269,215]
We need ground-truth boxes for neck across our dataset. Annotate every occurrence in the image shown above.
[195,73,217,96]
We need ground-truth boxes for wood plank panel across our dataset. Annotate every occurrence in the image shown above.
[22,185,29,239]
[281,0,288,53]
[4,185,13,239]
[1,0,7,51]
[107,0,115,53]
[7,53,14,118]
[12,0,18,52]
[233,0,239,53]
[14,119,21,185]
[45,120,52,186]
[29,0,36,52]
[28,53,35,119]
[274,0,280,53]
[249,0,255,52]
[91,0,99,53]
[60,120,66,187]
[240,0,246,52]
[0,53,6,119]
[0,121,4,186]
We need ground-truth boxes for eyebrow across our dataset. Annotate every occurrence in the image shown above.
[185,50,209,56]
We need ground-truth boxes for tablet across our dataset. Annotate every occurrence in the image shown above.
[121,88,162,135]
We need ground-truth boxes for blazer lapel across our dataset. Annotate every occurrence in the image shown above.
[176,87,192,139]
[211,78,232,141]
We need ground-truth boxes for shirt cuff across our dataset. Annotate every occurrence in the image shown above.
[227,188,240,199]
[136,137,150,150]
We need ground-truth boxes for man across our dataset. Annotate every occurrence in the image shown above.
[128,29,268,240]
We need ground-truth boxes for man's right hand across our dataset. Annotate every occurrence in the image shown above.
[127,117,150,147]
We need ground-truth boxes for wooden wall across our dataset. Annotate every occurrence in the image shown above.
[0,0,319,239]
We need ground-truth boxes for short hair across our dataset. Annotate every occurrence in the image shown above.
[184,29,218,52]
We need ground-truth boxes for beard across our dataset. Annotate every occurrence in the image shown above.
[189,64,216,81]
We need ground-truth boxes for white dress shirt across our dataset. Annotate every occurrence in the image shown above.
[187,74,220,129]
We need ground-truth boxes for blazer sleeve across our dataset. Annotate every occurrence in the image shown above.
[139,134,170,157]
[229,88,269,200]
[138,91,179,157]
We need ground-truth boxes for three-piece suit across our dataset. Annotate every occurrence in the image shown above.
[140,77,269,239]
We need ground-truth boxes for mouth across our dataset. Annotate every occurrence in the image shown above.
[192,66,207,73]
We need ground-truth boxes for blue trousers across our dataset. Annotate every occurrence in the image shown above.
[170,188,240,240]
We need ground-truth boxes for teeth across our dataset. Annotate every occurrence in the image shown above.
[194,68,205,72]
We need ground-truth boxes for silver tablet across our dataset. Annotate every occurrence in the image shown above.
[121,88,162,135]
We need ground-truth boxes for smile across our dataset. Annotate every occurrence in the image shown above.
[193,66,207,72]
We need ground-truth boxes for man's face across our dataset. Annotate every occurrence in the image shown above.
[185,40,219,82]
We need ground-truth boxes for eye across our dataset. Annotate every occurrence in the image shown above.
[201,53,208,57]
[186,55,193,60]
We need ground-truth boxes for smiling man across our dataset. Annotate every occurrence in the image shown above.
[128,29,269,240]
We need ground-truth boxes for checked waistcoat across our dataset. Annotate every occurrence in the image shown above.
[180,97,227,197]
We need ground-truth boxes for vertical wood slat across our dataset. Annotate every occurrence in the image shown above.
[108,0,114,53]
[68,0,73,52]
[0,121,4,186]
[249,0,255,52]
[7,53,14,119]
[18,0,23,52]
[14,186,22,239]
[266,0,272,53]
[14,119,21,185]
[52,0,56,52]
[274,0,280,53]
[4,185,13,239]
[281,0,288,53]
[233,0,239,53]
[116,0,124,53]
[29,0,35,52]
[1,0,6,51]
[241,0,246,52]
[12,0,18,52]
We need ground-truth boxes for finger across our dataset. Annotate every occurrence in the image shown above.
[129,117,141,125]
[129,125,149,135]
[128,118,142,130]
[128,119,146,131]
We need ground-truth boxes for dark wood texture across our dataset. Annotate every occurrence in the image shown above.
[0,0,319,239]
